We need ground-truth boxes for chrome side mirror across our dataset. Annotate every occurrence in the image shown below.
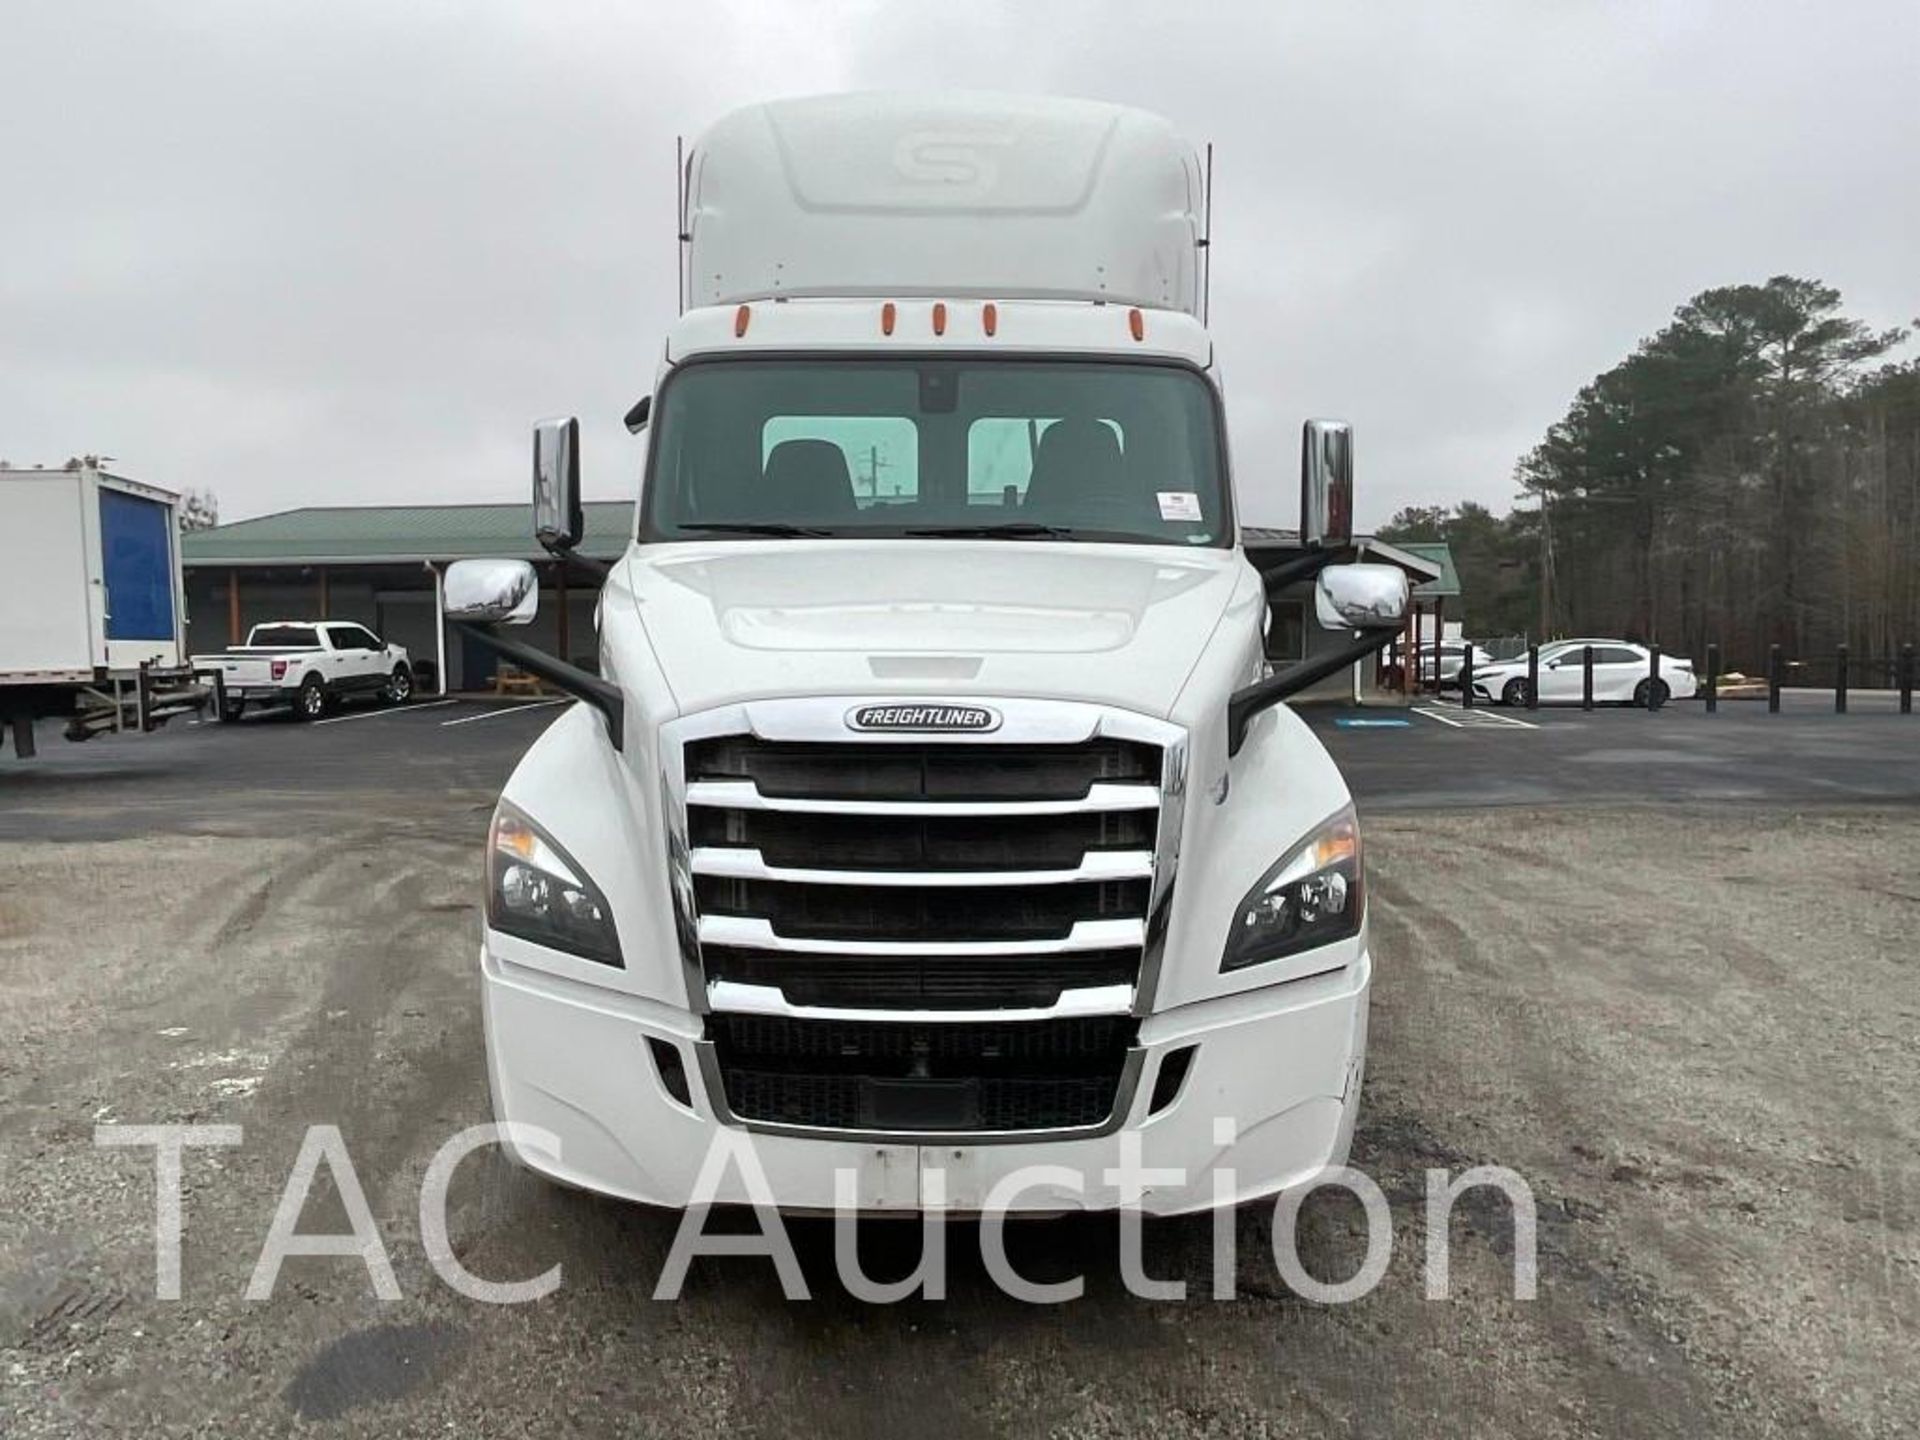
[1315,563,1409,631]
[533,417,582,551]
[445,559,539,625]
[1300,419,1353,548]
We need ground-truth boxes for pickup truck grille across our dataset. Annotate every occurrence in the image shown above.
[677,715,1175,1137]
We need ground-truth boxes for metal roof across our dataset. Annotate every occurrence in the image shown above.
[181,502,634,567]
[1383,541,1461,598]
[1241,528,1456,596]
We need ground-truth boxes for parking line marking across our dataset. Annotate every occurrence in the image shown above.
[313,699,460,725]
[440,699,571,727]
[1413,704,1541,731]
[1455,706,1539,730]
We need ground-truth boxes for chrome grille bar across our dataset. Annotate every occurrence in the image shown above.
[706,979,1135,1023]
[697,914,1147,956]
[685,779,1161,816]
[689,846,1155,887]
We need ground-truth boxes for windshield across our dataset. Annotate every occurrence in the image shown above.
[642,358,1229,546]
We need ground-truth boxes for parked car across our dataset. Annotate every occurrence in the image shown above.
[1382,640,1493,690]
[192,621,413,721]
[1471,639,1697,707]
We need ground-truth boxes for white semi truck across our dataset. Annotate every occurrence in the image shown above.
[445,94,1410,1214]
[0,463,208,758]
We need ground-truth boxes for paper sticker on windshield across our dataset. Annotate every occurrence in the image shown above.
[1157,491,1202,522]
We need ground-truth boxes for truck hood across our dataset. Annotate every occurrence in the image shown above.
[621,540,1247,718]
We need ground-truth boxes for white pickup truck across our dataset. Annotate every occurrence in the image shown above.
[193,621,414,721]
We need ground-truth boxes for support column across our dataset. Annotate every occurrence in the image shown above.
[228,568,241,645]
[318,567,330,619]
[1432,596,1446,693]
[1400,606,1417,697]
[430,562,448,696]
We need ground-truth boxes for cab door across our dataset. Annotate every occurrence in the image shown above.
[321,624,377,692]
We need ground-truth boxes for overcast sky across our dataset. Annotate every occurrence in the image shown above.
[4,1,1916,530]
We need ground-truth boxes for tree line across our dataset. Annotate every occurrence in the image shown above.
[1380,276,1919,669]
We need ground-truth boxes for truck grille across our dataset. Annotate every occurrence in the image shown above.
[678,720,1172,1136]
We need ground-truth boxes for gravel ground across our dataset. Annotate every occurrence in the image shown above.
[1,801,1915,1437]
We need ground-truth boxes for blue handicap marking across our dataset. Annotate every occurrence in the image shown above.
[1334,717,1413,729]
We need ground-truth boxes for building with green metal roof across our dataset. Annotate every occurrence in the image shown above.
[180,503,635,692]
[182,502,634,567]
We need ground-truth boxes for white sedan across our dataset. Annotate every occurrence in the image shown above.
[1470,640,1698,707]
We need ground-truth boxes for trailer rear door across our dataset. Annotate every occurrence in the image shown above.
[99,488,177,642]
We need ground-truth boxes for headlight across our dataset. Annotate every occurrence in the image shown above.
[487,801,621,966]
[1221,805,1363,972]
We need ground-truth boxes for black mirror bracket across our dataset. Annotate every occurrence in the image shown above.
[1254,544,1350,596]
[452,621,625,751]
[1227,624,1401,757]
[540,540,613,585]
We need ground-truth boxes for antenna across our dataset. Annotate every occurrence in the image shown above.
[1200,142,1214,327]
[675,134,686,316]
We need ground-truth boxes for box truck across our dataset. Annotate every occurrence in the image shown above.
[443,93,1411,1213]
[0,464,208,757]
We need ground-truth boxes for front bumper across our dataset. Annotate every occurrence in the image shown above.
[481,939,1370,1215]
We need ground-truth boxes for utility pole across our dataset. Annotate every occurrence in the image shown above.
[1537,490,1556,641]
[864,445,891,499]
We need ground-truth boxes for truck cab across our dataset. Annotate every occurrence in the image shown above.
[447,94,1409,1214]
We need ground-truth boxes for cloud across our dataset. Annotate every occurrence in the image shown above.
[3,0,1915,529]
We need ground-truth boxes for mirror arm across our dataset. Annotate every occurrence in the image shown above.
[1227,624,1402,757]
[538,541,612,584]
[451,621,624,751]
[1254,544,1352,596]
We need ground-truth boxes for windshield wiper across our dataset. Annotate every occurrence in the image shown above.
[902,523,1081,540]
[677,522,835,537]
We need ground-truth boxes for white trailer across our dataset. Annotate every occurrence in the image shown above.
[0,464,208,757]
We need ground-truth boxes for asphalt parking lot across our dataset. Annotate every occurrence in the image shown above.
[2,695,1916,1437]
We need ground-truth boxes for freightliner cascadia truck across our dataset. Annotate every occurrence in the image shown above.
[445,94,1410,1214]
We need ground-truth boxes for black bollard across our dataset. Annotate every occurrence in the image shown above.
[1705,642,1719,714]
[1582,645,1594,711]
[1836,643,1848,715]
[1768,644,1782,713]
[1902,643,1914,715]
[1460,645,1475,709]
[1647,644,1662,711]
[1526,644,1540,710]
